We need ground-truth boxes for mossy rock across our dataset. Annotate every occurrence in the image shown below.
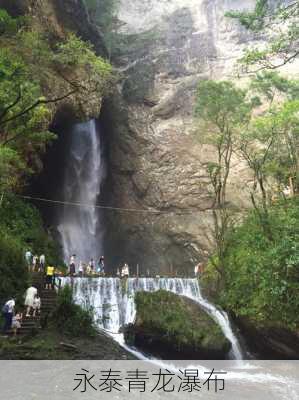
[124,290,231,359]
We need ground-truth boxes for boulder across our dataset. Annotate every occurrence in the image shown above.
[124,290,231,359]
[235,316,299,360]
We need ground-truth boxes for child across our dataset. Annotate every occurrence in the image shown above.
[33,296,41,317]
[11,312,22,337]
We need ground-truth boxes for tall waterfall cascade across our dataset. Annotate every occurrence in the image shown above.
[58,120,105,262]
[61,277,243,360]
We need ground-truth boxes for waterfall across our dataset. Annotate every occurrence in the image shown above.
[61,277,243,359]
[57,120,105,262]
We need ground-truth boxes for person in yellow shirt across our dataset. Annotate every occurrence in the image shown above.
[45,266,55,290]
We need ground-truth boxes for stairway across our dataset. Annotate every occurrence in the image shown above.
[8,272,58,336]
[18,316,41,335]
[40,288,57,315]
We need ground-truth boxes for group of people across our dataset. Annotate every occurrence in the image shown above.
[2,286,41,336]
[69,255,106,277]
[25,250,46,272]
[67,254,131,279]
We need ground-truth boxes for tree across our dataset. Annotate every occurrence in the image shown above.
[84,0,120,58]
[220,197,299,331]
[0,9,113,192]
[250,70,299,105]
[242,72,299,194]
[195,81,253,274]
[226,1,299,72]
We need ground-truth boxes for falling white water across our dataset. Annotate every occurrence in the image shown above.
[61,277,243,359]
[58,120,106,262]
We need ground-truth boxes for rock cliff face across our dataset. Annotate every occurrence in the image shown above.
[103,0,264,274]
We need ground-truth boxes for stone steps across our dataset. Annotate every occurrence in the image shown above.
[8,273,58,336]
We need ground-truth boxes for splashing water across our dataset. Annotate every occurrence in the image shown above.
[61,277,243,359]
[57,120,106,262]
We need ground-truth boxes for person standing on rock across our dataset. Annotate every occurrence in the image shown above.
[24,286,38,317]
[2,298,15,334]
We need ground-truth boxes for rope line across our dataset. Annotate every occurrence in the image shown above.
[17,194,215,215]
[15,194,299,219]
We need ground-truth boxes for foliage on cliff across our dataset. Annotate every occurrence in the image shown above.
[52,285,96,337]
[0,6,113,304]
[219,198,299,331]
[226,0,299,71]
[0,193,62,305]
[196,72,299,333]
[0,8,112,192]
[0,227,28,306]
[84,0,119,56]
[126,290,230,357]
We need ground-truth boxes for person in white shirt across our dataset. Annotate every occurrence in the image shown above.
[24,286,38,317]
[32,255,38,272]
[78,262,84,278]
[121,263,130,278]
[39,254,45,272]
[2,298,15,333]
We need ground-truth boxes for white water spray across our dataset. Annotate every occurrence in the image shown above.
[61,277,243,359]
[58,120,105,262]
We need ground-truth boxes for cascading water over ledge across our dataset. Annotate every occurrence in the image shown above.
[61,277,244,360]
[57,120,106,263]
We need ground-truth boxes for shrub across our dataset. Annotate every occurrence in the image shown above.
[219,199,299,330]
[52,286,96,337]
[0,194,62,266]
[0,229,28,306]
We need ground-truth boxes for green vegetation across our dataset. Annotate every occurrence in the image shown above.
[0,194,61,263]
[0,7,113,309]
[84,0,120,57]
[52,286,96,337]
[128,290,230,357]
[0,193,62,305]
[218,199,299,331]
[225,0,268,31]
[195,80,257,276]
[195,41,299,333]
[0,228,27,306]
[0,10,113,192]
[0,323,134,360]
[226,1,299,72]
